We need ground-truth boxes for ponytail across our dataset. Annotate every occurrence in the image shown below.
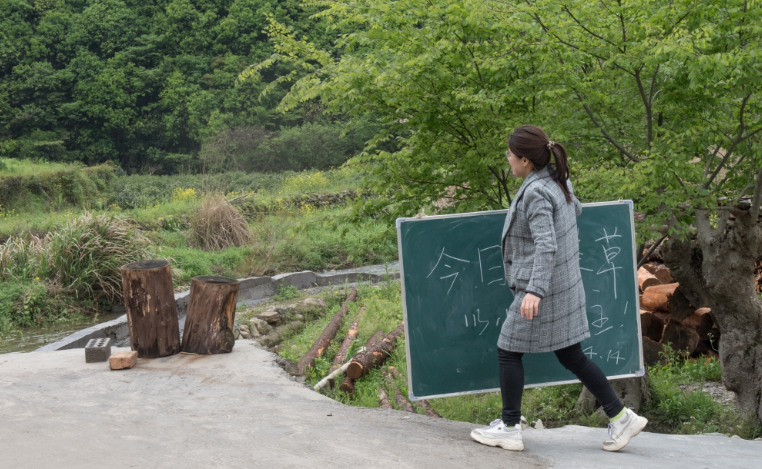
[549,143,572,203]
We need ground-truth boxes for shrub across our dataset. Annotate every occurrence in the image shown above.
[188,195,252,251]
[0,212,150,302]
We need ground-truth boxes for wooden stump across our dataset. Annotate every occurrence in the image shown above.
[638,267,661,291]
[121,260,180,358]
[181,276,240,354]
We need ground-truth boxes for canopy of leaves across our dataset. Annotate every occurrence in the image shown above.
[242,0,762,241]
[0,0,344,172]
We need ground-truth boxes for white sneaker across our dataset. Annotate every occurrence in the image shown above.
[470,419,524,451]
[603,409,648,452]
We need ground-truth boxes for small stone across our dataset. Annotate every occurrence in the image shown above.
[534,419,544,430]
[239,324,250,333]
[109,351,137,370]
[754,438,762,441]
[730,435,741,439]
[249,326,261,338]
[234,328,240,339]
[250,318,270,335]
[303,298,327,309]
[239,330,251,339]
[257,311,281,324]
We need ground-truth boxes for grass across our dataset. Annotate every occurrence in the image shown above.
[0,158,77,176]
[275,280,762,440]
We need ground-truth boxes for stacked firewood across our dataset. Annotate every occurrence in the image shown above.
[638,262,720,365]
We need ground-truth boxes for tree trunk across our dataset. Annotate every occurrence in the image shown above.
[330,306,365,373]
[662,206,762,423]
[297,287,357,374]
[346,323,404,380]
[181,276,239,354]
[120,260,180,358]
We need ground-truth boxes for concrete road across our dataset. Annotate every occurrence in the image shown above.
[0,344,758,469]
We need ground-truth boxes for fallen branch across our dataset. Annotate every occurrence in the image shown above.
[346,322,404,380]
[297,288,358,374]
[314,362,350,392]
[330,306,365,373]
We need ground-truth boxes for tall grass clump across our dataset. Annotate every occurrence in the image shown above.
[0,212,150,301]
[188,195,252,251]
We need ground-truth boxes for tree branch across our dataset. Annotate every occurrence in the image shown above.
[574,90,640,162]
[638,234,667,268]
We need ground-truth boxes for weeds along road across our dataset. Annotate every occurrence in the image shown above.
[1,343,758,468]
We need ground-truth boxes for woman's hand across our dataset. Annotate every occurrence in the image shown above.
[521,293,541,320]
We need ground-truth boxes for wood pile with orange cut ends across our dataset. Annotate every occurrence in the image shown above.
[637,263,720,365]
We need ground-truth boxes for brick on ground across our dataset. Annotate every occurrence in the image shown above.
[109,351,138,370]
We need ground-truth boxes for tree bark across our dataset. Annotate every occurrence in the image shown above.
[181,276,239,354]
[330,306,365,373]
[643,263,674,284]
[297,288,358,374]
[662,319,700,355]
[640,311,665,342]
[120,260,180,358]
[662,206,762,423]
[346,323,404,380]
[337,329,385,395]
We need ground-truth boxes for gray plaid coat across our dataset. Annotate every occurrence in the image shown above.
[498,166,590,353]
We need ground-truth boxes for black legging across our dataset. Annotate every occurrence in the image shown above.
[498,343,624,426]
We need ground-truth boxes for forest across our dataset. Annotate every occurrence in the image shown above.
[0,0,372,173]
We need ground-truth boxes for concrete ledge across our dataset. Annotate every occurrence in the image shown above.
[35,264,399,352]
[271,271,317,290]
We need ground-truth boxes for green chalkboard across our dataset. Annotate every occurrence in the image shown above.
[397,201,644,400]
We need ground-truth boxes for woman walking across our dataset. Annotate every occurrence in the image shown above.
[470,125,647,452]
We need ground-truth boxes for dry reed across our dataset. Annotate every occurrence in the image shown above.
[188,194,252,251]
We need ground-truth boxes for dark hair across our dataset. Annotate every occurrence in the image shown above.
[508,125,572,203]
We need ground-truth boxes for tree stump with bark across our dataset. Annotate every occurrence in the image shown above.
[181,276,240,354]
[121,260,180,358]
[297,288,357,374]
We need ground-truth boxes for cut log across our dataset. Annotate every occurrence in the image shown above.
[330,306,365,373]
[181,276,239,354]
[640,311,665,342]
[643,263,674,284]
[297,288,358,374]
[339,377,355,394]
[383,369,414,413]
[640,283,679,312]
[346,323,405,380]
[662,319,700,355]
[669,287,695,322]
[378,388,393,410]
[697,309,720,344]
[418,399,442,418]
[336,329,384,395]
[638,268,661,291]
[120,260,180,358]
[642,336,665,366]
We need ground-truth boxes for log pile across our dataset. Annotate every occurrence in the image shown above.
[638,262,720,364]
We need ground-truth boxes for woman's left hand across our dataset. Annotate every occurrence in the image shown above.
[521,293,541,320]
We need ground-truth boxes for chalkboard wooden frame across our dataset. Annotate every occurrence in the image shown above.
[397,200,644,401]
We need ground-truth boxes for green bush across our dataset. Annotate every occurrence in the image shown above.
[0,281,87,335]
